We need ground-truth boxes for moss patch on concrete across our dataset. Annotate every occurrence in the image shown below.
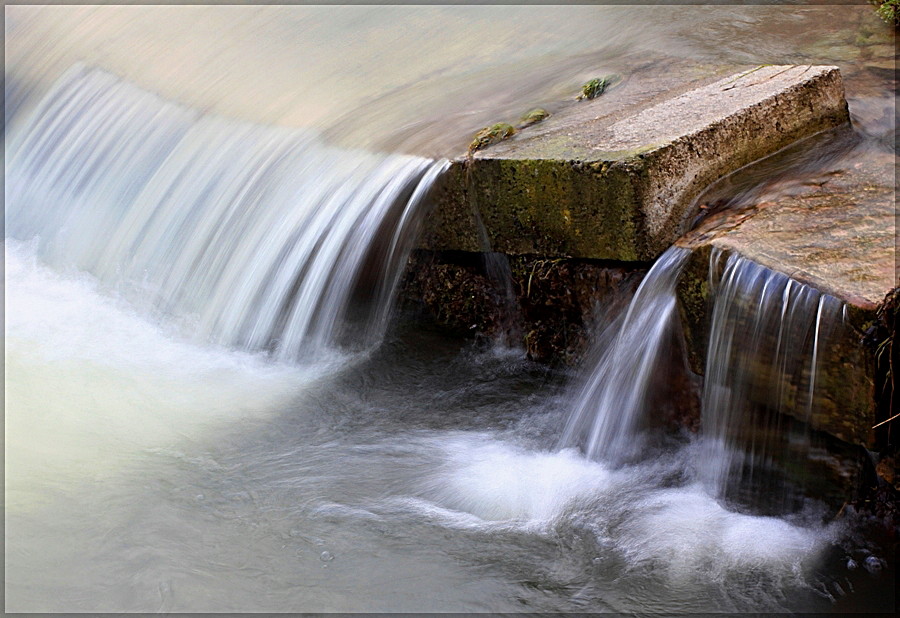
[468,122,517,155]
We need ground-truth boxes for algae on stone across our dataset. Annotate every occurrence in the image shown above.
[423,66,851,263]
[518,108,550,128]
[577,76,613,100]
[870,0,900,26]
[468,122,517,155]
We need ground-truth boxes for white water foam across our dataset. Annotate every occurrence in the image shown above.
[421,433,613,524]
[5,239,333,502]
[412,432,836,586]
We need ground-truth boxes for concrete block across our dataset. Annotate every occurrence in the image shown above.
[419,65,850,261]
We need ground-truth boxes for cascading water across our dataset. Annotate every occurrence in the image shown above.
[6,65,448,359]
[7,5,894,612]
[559,246,691,464]
[699,249,845,512]
[559,243,848,515]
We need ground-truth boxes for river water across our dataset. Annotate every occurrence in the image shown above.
[5,4,896,613]
[2,241,859,612]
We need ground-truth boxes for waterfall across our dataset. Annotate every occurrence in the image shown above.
[6,66,448,359]
[560,242,845,515]
[559,246,691,463]
[699,249,843,511]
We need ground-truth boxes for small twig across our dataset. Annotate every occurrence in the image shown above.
[872,411,900,430]
[526,262,539,299]
[833,501,848,520]
[721,64,773,90]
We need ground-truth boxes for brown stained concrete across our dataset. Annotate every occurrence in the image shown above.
[419,65,851,261]
[678,150,896,314]
[676,149,897,447]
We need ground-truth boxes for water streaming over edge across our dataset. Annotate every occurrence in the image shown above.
[6,65,448,359]
[4,6,895,610]
[559,246,691,464]
[700,249,845,511]
[559,242,853,518]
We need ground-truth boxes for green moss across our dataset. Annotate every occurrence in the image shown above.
[468,122,517,154]
[519,108,550,128]
[675,245,713,374]
[870,0,899,26]
[469,157,639,260]
[577,76,613,101]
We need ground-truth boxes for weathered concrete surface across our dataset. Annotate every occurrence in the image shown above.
[678,150,896,313]
[676,149,897,447]
[419,65,851,261]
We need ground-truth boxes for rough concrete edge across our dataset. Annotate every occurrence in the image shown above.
[418,66,850,262]
[635,66,851,260]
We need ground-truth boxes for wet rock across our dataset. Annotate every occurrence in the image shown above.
[676,149,896,448]
[876,452,899,491]
[864,555,884,573]
[399,249,643,364]
[518,108,550,128]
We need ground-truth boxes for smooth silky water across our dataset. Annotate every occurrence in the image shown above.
[3,243,848,612]
[699,251,846,512]
[5,4,895,613]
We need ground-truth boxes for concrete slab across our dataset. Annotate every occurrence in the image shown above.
[677,148,896,314]
[419,65,850,261]
[676,149,897,447]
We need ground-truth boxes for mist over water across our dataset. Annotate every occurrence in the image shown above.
[5,3,895,613]
[4,239,328,497]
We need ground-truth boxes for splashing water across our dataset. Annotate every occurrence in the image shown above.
[6,65,448,360]
[5,4,896,613]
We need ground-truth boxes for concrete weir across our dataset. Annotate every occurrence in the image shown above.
[407,64,855,364]
[404,63,896,451]
[418,65,850,261]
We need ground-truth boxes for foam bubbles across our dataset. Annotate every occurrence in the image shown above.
[417,431,835,596]
[421,434,613,525]
[616,484,829,582]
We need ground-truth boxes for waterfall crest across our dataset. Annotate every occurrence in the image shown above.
[6,66,447,359]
